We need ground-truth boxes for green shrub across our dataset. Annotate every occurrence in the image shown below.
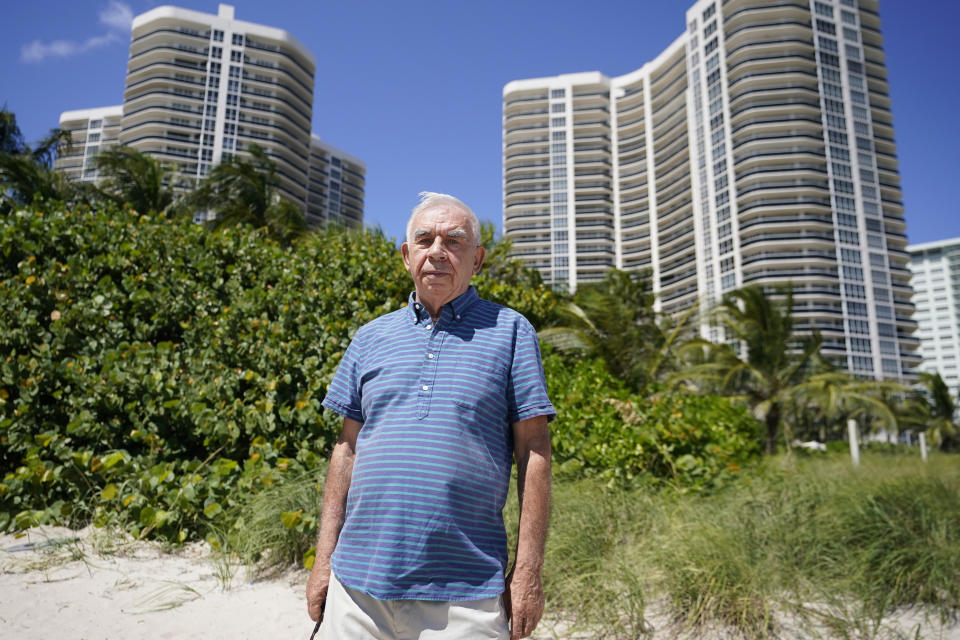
[544,351,761,489]
[0,205,410,539]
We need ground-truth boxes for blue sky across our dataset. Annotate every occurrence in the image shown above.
[3,0,957,246]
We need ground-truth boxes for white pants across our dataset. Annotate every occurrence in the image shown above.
[319,572,510,640]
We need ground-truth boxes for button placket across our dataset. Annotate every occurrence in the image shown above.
[416,322,444,418]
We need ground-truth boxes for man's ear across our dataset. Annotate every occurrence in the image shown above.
[401,242,411,269]
[473,246,486,274]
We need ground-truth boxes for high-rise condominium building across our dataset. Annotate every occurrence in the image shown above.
[503,0,917,381]
[908,238,960,396]
[54,4,364,228]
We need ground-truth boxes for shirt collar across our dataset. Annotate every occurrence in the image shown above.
[407,286,480,325]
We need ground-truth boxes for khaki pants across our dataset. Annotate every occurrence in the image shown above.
[319,572,510,640]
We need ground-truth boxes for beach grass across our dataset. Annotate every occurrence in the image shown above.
[213,451,959,638]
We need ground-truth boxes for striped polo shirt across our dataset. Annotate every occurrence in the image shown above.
[321,286,555,601]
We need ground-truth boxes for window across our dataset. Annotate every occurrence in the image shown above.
[814,1,833,17]
[232,33,244,46]
[841,248,861,264]
[843,266,864,282]
[847,301,868,315]
[841,10,857,25]
[551,117,565,127]
[838,229,858,244]
[211,46,222,59]
[846,283,865,299]
[212,30,224,42]
[231,50,242,62]
[832,162,851,177]
[702,4,715,20]
[849,319,869,334]
[550,89,565,99]
[551,103,565,113]
[816,19,836,35]
[229,65,241,77]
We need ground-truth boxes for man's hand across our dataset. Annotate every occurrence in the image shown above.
[305,559,330,622]
[504,565,545,639]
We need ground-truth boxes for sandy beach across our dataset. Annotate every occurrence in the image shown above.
[2,525,958,640]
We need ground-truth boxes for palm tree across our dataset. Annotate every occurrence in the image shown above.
[190,144,307,244]
[539,269,691,392]
[791,370,904,443]
[1,106,28,155]
[911,372,959,451]
[0,123,77,214]
[94,146,179,216]
[674,285,821,454]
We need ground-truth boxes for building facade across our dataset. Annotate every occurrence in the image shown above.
[54,4,363,228]
[908,238,960,396]
[502,0,918,381]
[56,106,123,182]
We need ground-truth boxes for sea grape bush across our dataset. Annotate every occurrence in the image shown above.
[543,351,761,489]
[0,205,412,539]
[0,204,759,542]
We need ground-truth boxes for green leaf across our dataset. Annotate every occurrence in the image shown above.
[280,509,302,530]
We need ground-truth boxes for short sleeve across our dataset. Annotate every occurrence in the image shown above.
[321,330,365,423]
[506,319,556,424]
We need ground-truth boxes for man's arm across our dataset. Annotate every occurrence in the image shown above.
[305,417,362,622]
[505,414,551,640]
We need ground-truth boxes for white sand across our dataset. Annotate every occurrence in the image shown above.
[2,526,957,640]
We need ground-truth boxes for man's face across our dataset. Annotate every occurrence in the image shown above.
[401,204,485,315]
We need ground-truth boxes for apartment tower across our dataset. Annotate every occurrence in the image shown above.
[908,238,960,396]
[503,0,917,381]
[55,4,364,228]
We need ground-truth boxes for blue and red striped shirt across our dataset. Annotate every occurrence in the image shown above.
[321,286,555,601]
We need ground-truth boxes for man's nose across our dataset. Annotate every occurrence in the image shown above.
[428,237,446,260]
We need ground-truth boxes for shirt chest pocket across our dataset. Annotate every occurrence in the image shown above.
[452,356,510,418]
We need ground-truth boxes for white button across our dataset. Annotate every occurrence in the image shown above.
[421,385,429,391]
[425,324,432,330]
[456,315,461,320]
[427,353,435,359]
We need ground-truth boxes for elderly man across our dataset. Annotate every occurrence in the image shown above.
[306,192,554,639]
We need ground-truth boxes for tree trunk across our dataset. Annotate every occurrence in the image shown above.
[765,404,780,455]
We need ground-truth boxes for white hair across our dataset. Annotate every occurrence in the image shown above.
[406,191,482,247]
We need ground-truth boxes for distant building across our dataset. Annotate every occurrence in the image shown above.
[56,106,123,182]
[908,238,960,396]
[307,135,365,229]
[502,0,918,381]
[54,3,364,228]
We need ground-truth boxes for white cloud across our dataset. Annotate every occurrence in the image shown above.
[99,1,134,31]
[20,1,132,63]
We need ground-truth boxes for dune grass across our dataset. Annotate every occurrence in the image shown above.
[213,451,959,638]
[516,451,960,639]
